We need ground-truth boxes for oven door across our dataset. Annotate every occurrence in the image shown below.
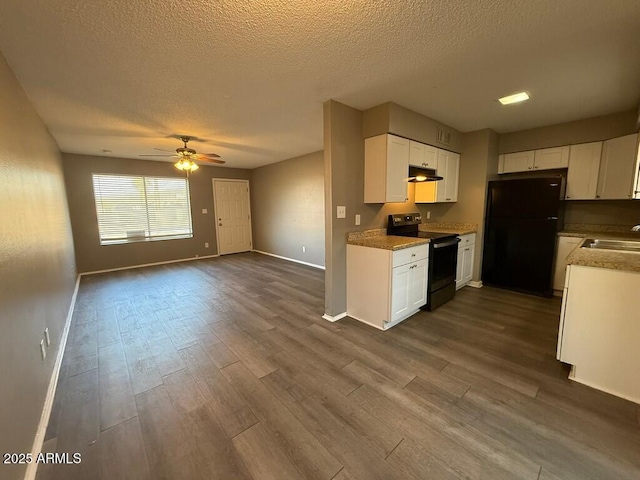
[430,238,460,292]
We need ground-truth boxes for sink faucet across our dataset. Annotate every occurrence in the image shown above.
[632,225,640,232]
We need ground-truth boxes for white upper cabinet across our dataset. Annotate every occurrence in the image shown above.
[533,146,570,170]
[364,134,410,203]
[596,133,639,200]
[498,146,569,174]
[445,151,460,202]
[415,149,459,204]
[499,151,535,173]
[566,142,602,200]
[409,141,437,169]
[365,134,460,205]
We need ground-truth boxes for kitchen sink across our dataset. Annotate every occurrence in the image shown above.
[581,238,640,253]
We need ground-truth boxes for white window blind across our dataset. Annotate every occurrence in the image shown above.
[92,174,193,244]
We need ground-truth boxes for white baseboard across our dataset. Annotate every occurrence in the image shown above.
[80,254,220,276]
[252,250,325,270]
[25,275,81,480]
[322,312,347,322]
[569,366,640,405]
[468,280,483,288]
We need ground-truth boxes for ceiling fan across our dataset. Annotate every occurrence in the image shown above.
[140,136,225,171]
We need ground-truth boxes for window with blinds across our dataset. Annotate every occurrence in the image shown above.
[92,174,193,244]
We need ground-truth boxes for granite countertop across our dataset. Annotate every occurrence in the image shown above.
[347,235,430,251]
[419,222,478,235]
[560,224,640,273]
[346,222,478,251]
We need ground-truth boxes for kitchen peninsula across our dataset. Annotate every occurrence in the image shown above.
[556,227,640,404]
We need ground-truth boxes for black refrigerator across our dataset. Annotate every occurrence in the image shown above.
[481,177,564,297]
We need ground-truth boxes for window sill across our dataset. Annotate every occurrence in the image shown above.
[100,234,193,246]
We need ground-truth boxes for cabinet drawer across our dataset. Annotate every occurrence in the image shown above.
[458,233,476,247]
[392,244,428,268]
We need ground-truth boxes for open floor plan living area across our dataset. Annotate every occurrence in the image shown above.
[2,1,640,479]
[32,254,640,480]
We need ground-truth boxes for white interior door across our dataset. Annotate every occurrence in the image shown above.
[213,179,252,255]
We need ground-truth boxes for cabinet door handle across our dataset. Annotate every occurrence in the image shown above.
[411,253,416,257]
[596,195,601,198]
[465,247,470,251]
[528,166,532,170]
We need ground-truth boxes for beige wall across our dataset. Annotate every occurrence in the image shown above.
[0,54,77,480]
[63,153,251,273]
[251,151,325,267]
[363,102,463,153]
[417,129,499,281]
[498,110,637,154]
[324,100,425,316]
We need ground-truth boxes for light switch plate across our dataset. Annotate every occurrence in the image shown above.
[337,206,346,218]
[202,209,208,214]
[355,214,361,225]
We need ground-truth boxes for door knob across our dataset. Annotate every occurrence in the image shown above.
[218,223,222,226]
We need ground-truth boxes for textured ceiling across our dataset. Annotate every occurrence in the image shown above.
[0,0,639,169]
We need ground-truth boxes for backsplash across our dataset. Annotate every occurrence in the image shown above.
[564,200,640,226]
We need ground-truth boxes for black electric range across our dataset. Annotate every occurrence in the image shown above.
[387,213,460,310]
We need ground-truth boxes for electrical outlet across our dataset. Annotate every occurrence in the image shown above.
[202,208,208,214]
[204,242,209,248]
[337,206,346,218]
[40,340,46,360]
[44,327,50,346]
[355,214,361,226]
[302,246,306,253]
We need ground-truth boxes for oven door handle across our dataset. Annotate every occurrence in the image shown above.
[433,238,461,249]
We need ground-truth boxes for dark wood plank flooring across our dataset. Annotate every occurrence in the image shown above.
[39,252,640,480]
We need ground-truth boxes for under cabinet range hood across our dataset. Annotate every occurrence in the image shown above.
[408,165,443,182]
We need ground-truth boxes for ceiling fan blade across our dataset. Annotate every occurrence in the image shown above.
[154,148,176,153]
[139,154,176,157]
[200,153,221,158]
[198,158,226,164]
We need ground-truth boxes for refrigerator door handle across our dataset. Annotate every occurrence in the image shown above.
[547,216,558,220]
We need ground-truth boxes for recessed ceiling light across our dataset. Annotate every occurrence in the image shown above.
[498,92,530,105]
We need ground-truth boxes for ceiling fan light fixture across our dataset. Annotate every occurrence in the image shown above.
[174,158,198,172]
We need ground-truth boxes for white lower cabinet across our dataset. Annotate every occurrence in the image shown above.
[557,265,640,403]
[552,236,583,291]
[455,233,476,289]
[347,243,429,330]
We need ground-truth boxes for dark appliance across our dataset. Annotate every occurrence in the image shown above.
[482,177,565,297]
[387,213,460,310]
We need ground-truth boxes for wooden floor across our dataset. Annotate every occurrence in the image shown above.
[38,252,640,480]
